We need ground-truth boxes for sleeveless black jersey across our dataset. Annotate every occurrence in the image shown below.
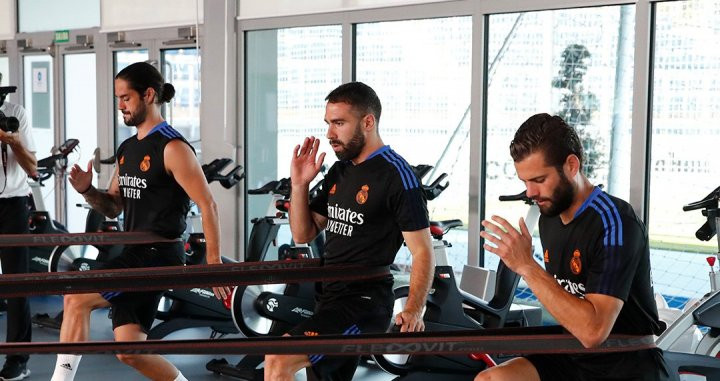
[539,187,664,336]
[309,146,429,298]
[116,122,193,239]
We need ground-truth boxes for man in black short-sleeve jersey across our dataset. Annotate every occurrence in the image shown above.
[264,82,435,381]
[476,114,670,381]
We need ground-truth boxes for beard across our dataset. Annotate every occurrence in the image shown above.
[331,122,365,161]
[122,103,147,127]
[536,170,575,217]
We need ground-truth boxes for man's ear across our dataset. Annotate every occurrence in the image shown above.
[363,114,376,132]
[565,154,581,178]
[144,88,156,104]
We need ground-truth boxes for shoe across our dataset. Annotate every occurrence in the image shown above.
[0,361,30,381]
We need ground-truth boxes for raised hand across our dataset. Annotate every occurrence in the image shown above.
[290,136,326,187]
[480,216,536,277]
[69,159,94,194]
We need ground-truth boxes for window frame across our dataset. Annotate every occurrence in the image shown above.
[235,0,662,266]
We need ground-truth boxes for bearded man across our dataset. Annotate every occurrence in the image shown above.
[476,113,670,381]
[264,81,435,381]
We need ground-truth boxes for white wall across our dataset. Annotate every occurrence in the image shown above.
[101,0,204,32]
[238,0,452,19]
[0,0,15,39]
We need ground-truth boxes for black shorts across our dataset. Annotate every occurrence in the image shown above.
[287,290,394,381]
[526,349,671,381]
[98,242,184,333]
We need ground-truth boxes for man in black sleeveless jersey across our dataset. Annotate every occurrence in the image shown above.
[475,114,670,381]
[49,62,229,381]
[264,82,434,381]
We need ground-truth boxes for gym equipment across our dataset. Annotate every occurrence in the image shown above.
[27,139,80,273]
[372,190,541,380]
[145,158,244,339]
[206,165,451,379]
[657,186,720,380]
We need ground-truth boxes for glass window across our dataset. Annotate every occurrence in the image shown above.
[355,17,472,270]
[161,48,201,157]
[484,6,635,272]
[113,49,149,149]
[245,25,342,257]
[64,53,97,236]
[647,1,720,307]
[23,54,55,217]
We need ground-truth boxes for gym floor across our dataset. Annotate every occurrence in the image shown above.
[0,296,392,380]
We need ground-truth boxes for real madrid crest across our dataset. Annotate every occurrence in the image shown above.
[356,185,369,204]
[570,249,582,275]
[140,155,151,172]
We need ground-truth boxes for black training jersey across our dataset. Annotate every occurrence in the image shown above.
[309,146,429,296]
[539,187,664,336]
[116,121,193,239]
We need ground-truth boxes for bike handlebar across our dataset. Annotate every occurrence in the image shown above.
[248,174,325,198]
[423,173,449,201]
[247,164,445,202]
[248,178,290,196]
[411,164,433,180]
[683,186,720,242]
[33,139,80,183]
[683,186,720,212]
[202,158,244,189]
[499,190,534,204]
[216,165,244,189]
[99,155,116,165]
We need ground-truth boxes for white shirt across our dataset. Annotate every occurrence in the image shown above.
[0,101,36,198]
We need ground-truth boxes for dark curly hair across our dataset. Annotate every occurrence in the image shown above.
[510,113,584,169]
[325,82,382,127]
[115,62,175,104]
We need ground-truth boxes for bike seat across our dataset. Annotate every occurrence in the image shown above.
[429,219,463,239]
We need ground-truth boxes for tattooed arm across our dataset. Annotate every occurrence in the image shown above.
[68,160,123,218]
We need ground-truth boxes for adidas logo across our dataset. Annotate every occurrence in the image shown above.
[60,363,73,371]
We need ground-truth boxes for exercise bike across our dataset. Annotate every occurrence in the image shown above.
[371,190,541,380]
[33,156,244,332]
[656,186,720,380]
[232,164,446,335]
[147,157,244,340]
[206,165,453,379]
[27,138,80,273]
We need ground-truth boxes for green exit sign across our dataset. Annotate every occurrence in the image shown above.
[54,30,70,43]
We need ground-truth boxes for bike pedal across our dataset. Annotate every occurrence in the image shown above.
[206,358,261,380]
[31,313,62,329]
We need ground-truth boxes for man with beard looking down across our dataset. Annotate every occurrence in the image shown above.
[475,113,670,381]
[264,81,434,381]
[51,62,229,381]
